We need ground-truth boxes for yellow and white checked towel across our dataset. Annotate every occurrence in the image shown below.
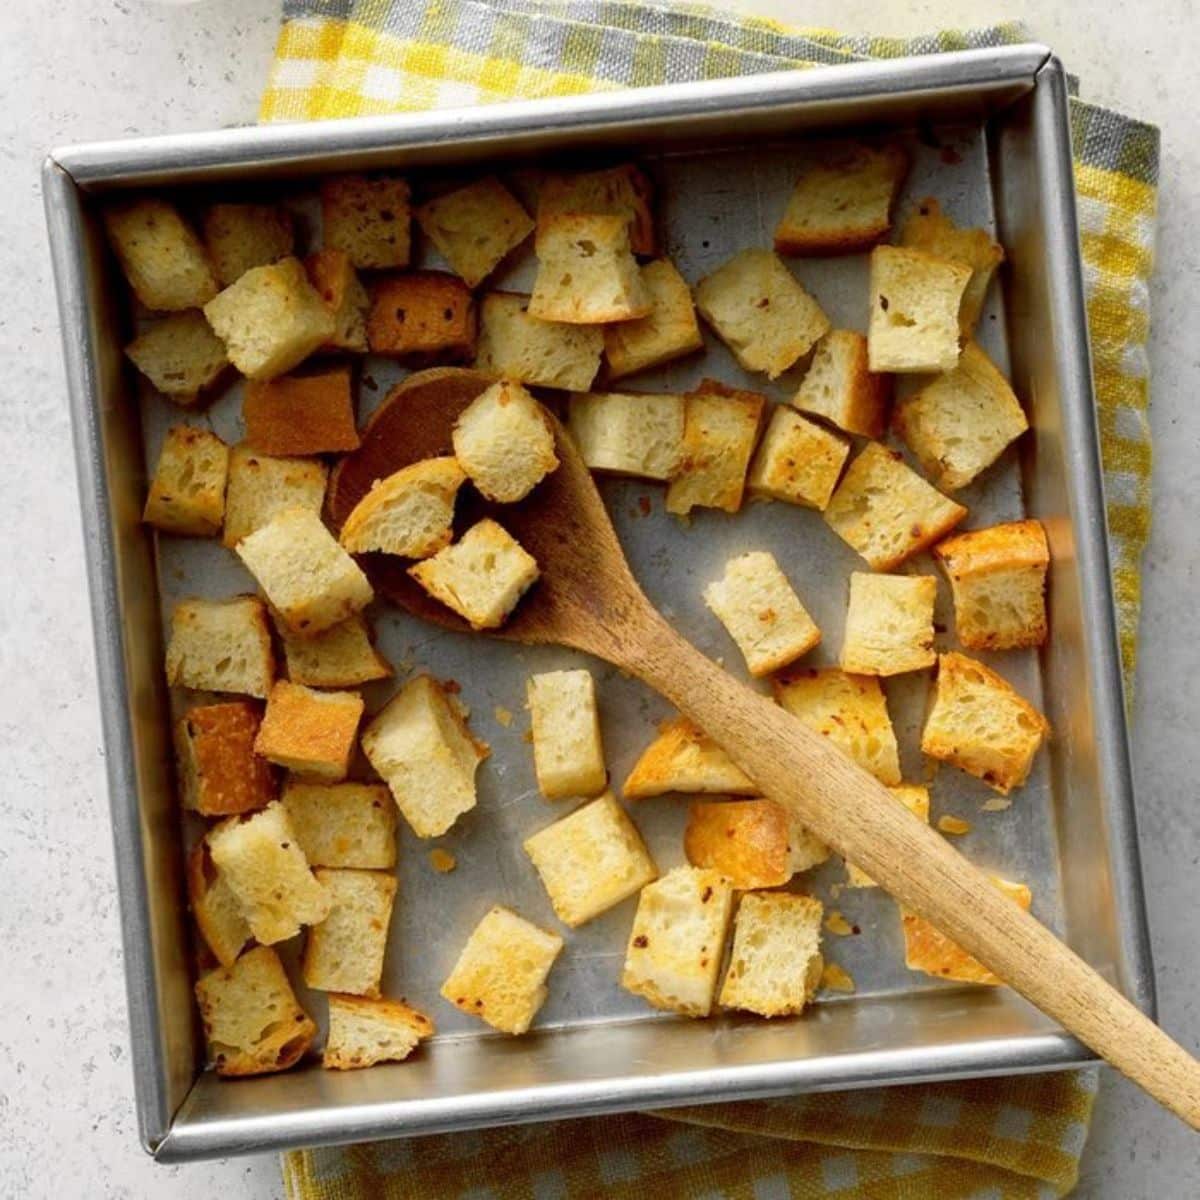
[264,4,1159,1196]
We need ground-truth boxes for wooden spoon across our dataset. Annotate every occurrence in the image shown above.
[332,369,1200,1130]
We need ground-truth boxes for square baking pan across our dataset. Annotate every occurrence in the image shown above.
[44,43,1154,1162]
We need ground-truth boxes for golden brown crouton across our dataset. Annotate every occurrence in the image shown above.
[527,668,607,800]
[623,715,756,799]
[603,258,704,380]
[143,425,229,537]
[281,780,397,870]
[566,389,686,481]
[165,596,275,698]
[792,329,889,438]
[416,176,534,288]
[537,163,655,255]
[452,381,559,503]
[666,384,764,516]
[719,892,824,1017]
[223,445,328,549]
[124,311,229,405]
[203,203,294,286]
[304,248,370,353]
[839,572,937,676]
[176,700,276,816]
[187,839,251,968]
[323,995,434,1070]
[254,681,364,782]
[474,292,603,391]
[321,174,411,269]
[366,271,476,361]
[338,457,466,559]
[303,868,397,997]
[243,365,360,457]
[684,798,828,888]
[277,614,392,689]
[104,198,218,311]
[746,405,849,511]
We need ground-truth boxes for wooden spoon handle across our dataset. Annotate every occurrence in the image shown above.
[623,614,1200,1130]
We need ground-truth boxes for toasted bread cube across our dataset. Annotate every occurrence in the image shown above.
[719,892,824,1016]
[840,572,937,676]
[868,245,970,374]
[440,905,563,1034]
[361,675,489,838]
[223,445,328,549]
[143,425,229,537]
[242,365,359,457]
[623,715,756,799]
[773,667,901,786]
[746,405,848,512]
[339,457,466,559]
[604,259,704,380]
[621,866,734,1017]
[524,793,657,927]
[165,596,274,698]
[452,381,559,503]
[195,946,317,1076]
[204,257,335,381]
[366,271,476,361]
[567,390,685,481]
[281,780,397,869]
[104,198,218,312]
[685,799,829,888]
[125,311,229,405]
[792,329,889,438]
[666,385,764,515]
[409,519,539,630]
[845,784,930,888]
[921,653,1049,794]
[527,669,606,800]
[254,681,363,782]
[537,163,655,255]
[823,442,967,570]
[176,700,276,816]
[323,995,434,1070]
[894,341,1028,492]
[695,249,830,380]
[416,176,534,288]
[902,877,1031,984]
[278,614,392,689]
[187,839,251,968]
[203,203,294,287]
[305,248,370,352]
[475,292,603,391]
[236,507,373,636]
[933,520,1049,651]
[321,174,411,269]
[703,550,821,677]
[899,197,1005,335]
[302,869,396,997]
[208,801,332,944]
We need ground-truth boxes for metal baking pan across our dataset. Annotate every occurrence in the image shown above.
[44,43,1153,1162]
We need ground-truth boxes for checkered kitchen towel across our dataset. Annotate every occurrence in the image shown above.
[264,4,1159,1197]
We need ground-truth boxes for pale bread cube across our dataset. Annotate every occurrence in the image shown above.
[302,868,397,997]
[305,248,370,353]
[621,866,734,1017]
[176,700,276,816]
[223,445,328,549]
[840,572,937,676]
[202,202,294,286]
[165,596,274,698]
[125,310,229,405]
[440,905,563,1034]
[666,384,764,515]
[623,715,755,799]
[867,245,970,374]
[475,292,603,391]
[537,163,655,255]
[254,681,364,782]
[104,198,218,311]
[452,381,559,503]
[242,365,360,457]
[566,390,685,480]
[278,614,392,689]
[845,784,930,888]
[143,425,229,537]
[361,675,489,838]
[792,329,889,438]
[527,668,607,800]
[703,550,821,677]
[684,798,829,888]
[194,946,317,1076]
[321,174,411,269]
[603,258,704,380]
[719,892,824,1017]
[416,176,534,287]
[823,442,967,570]
[921,652,1049,794]
[323,995,435,1070]
[894,341,1028,492]
[338,457,466,559]
[746,405,849,511]
[187,839,251,968]
[366,271,476,361]
[281,780,397,870]
[772,667,901,786]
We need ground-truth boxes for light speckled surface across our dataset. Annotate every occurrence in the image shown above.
[0,2,1195,1196]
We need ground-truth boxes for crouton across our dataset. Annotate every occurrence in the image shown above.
[165,596,274,698]
[302,868,396,997]
[194,946,317,1076]
[746,405,849,511]
[321,174,411,269]
[537,163,655,255]
[242,365,359,457]
[416,176,534,287]
[823,442,967,570]
[867,245,970,374]
[176,700,276,816]
[278,614,392,689]
[452,381,559,503]
[104,198,218,311]
[604,258,704,380]
[621,866,734,1017]
[203,257,335,381]
[440,905,563,1034]
[187,839,251,968]
[202,203,294,286]
[408,518,539,630]
[623,715,756,799]
[223,445,328,549]
[305,248,370,353]
[899,197,1005,334]
[236,507,374,637]
[366,271,476,361]
[703,550,821,677]
[921,652,1049,794]
[124,310,229,405]
[840,572,937,676]
[208,801,331,944]
[933,520,1049,651]
[339,457,466,559]
[527,668,607,800]
[894,341,1028,492]
[566,390,685,480]
[772,667,901,785]
[694,249,830,379]
[361,674,489,838]
[792,329,889,438]
[665,385,764,515]
[902,877,1031,984]
[475,292,603,391]
[524,792,657,927]
[844,784,930,888]
[143,425,229,537]
[323,995,434,1070]
[719,892,824,1017]
[281,780,397,870]
[684,798,829,888]
[254,681,364,782]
